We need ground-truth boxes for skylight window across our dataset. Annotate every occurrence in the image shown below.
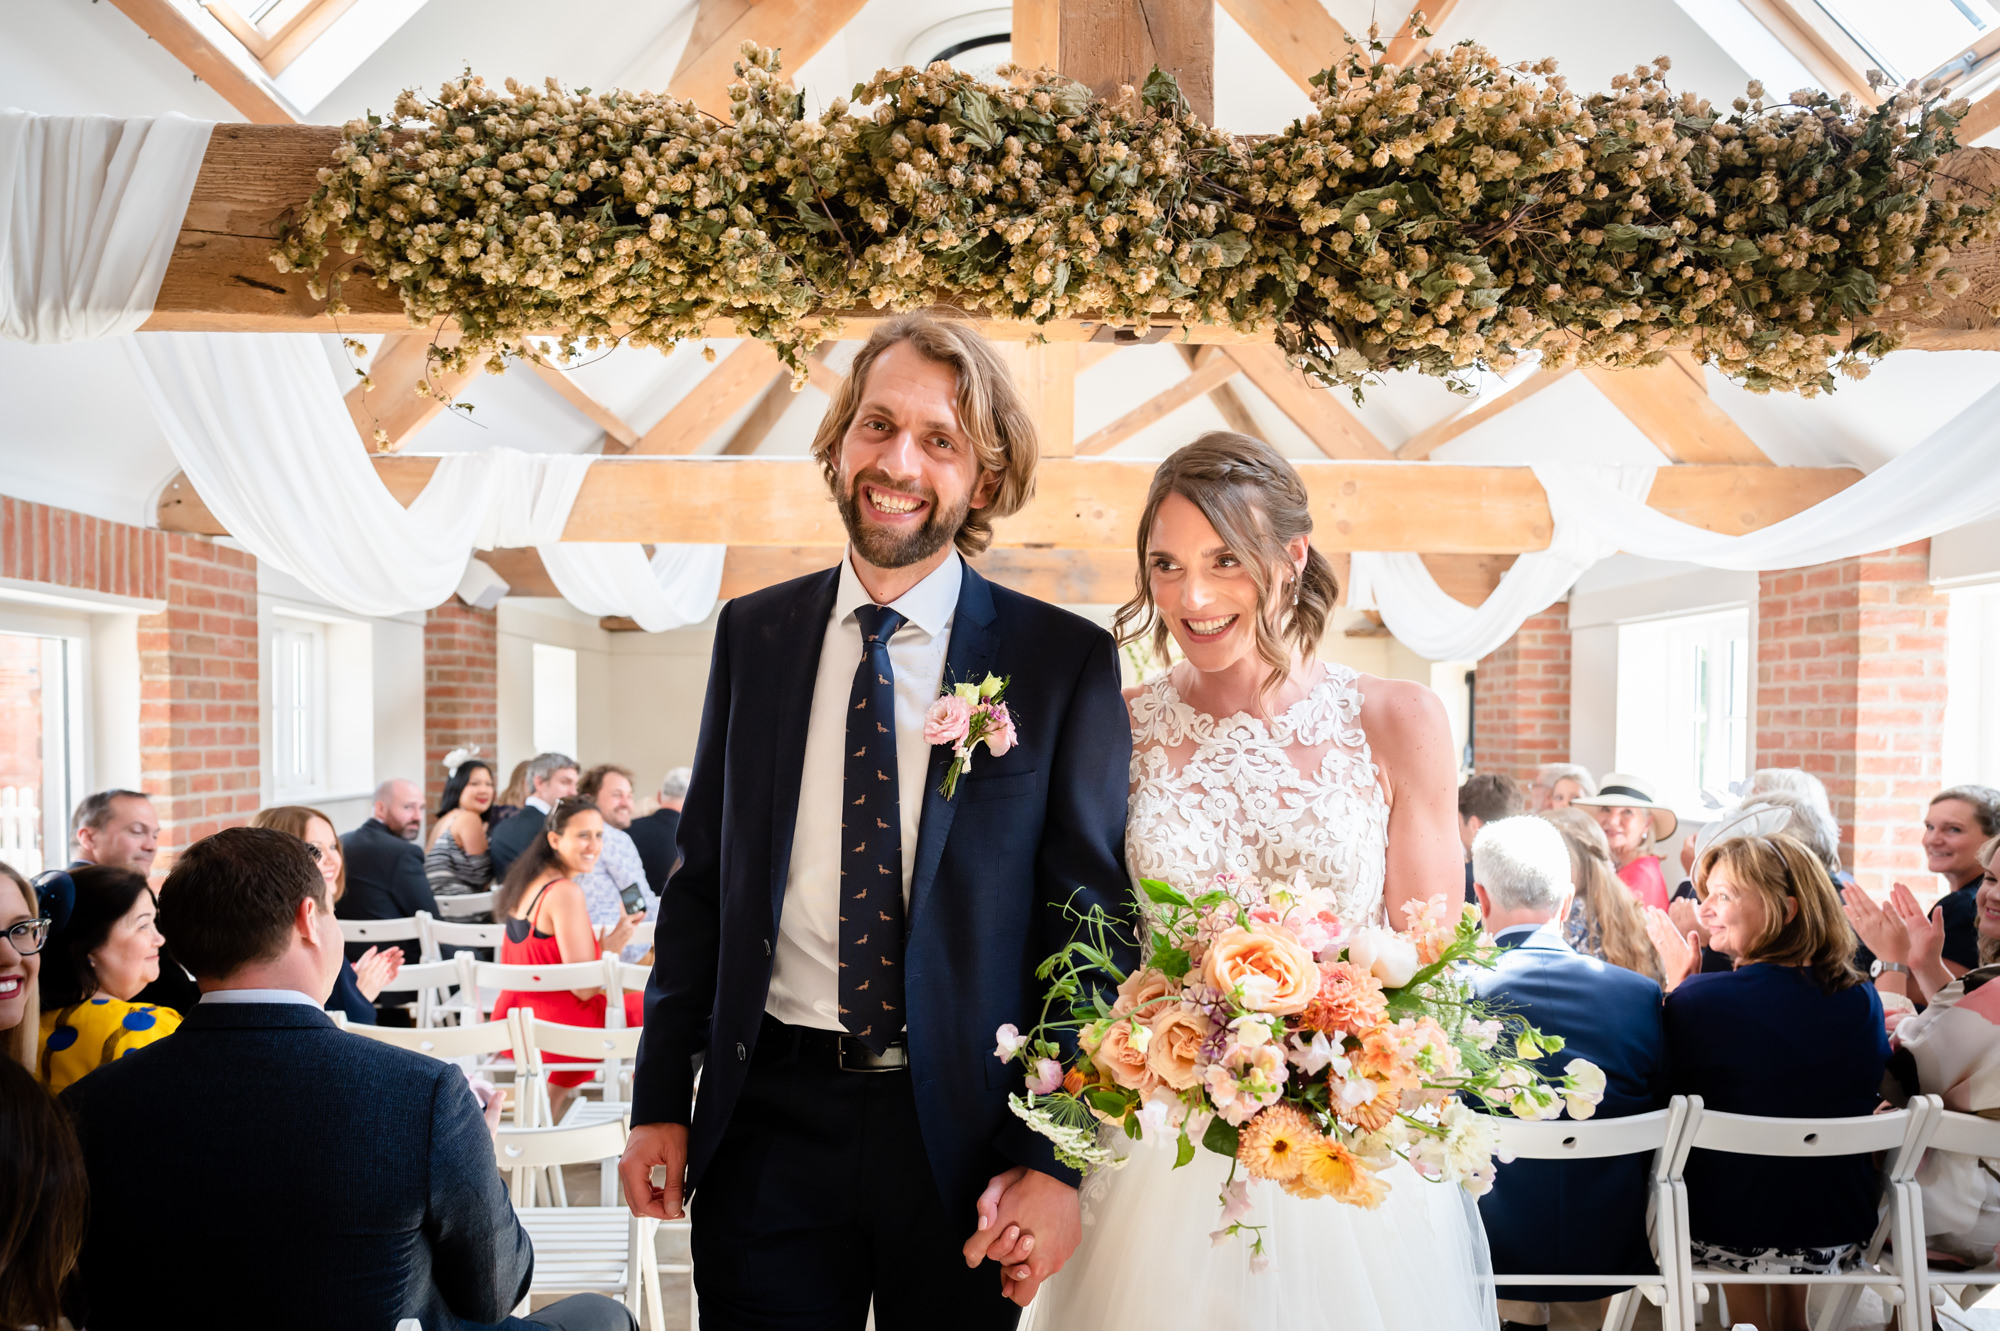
[1814,0,1998,84]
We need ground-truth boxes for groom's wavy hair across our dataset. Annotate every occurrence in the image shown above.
[809,309,1037,558]
[1113,432,1340,702]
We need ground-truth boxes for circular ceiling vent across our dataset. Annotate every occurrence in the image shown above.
[903,10,1012,81]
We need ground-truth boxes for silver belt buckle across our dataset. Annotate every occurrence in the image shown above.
[838,1035,908,1072]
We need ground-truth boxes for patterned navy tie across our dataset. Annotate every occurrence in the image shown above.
[840,603,907,1053]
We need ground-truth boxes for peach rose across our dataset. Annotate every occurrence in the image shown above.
[1110,967,1177,1020]
[1202,925,1319,1015]
[1091,1017,1161,1094]
[1145,1004,1215,1090]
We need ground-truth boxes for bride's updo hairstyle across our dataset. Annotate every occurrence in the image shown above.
[1113,431,1340,698]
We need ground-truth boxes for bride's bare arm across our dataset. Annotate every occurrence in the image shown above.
[1359,676,1464,928]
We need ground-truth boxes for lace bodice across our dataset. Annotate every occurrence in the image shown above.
[1126,664,1391,927]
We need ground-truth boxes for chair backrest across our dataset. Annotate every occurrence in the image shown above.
[494,1119,630,1172]
[343,915,424,945]
[622,917,657,955]
[1490,1101,1686,1163]
[456,953,610,1019]
[434,890,495,920]
[612,960,649,994]
[520,1012,643,1063]
[348,1016,521,1060]
[1922,1106,2000,1158]
[426,918,506,951]
[1675,1099,1938,1185]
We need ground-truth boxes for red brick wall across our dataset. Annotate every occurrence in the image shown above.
[424,602,498,812]
[1473,604,1572,783]
[1,495,165,600]
[1755,541,1949,892]
[139,535,261,867]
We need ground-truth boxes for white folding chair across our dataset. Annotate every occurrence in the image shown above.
[422,916,506,963]
[1489,1097,1695,1331]
[1912,1107,2000,1322]
[493,1121,670,1331]
[345,1013,540,1127]
[621,916,657,958]
[388,958,462,1028]
[454,954,610,1022]
[343,914,426,956]
[515,1010,643,1204]
[435,890,495,920]
[1669,1094,1941,1331]
[609,959,650,1026]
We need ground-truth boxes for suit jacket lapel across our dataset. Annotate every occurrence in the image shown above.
[767,567,841,924]
[907,567,998,930]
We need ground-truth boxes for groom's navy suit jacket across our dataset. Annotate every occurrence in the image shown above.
[630,562,1137,1217]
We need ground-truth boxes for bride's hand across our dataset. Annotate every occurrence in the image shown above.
[969,1168,1037,1268]
[964,1166,1080,1306]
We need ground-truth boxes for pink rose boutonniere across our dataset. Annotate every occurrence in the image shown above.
[924,672,1014,799]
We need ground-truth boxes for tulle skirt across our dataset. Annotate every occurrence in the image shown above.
[1032,1130,1498,1331]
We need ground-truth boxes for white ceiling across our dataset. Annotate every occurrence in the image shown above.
[3,0,1997,533]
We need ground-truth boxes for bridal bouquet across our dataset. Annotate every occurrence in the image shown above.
[995,872,1604,1251]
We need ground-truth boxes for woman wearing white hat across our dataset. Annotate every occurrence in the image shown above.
[1573,774,1680,912]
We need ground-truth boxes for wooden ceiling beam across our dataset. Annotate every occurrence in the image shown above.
[1012,0,1060,70]
[720,373,799,455]
[1177,344,1261,436]
[1060,0,1214,125]
[1223,344,1391,459]
[517,347,642,453]
[1396,367,1576,460]
[158,456,1864,552]
[345,333,483,452]
[669,0,874,118]
[1076,345,1239,455]
[1216,0,1347,97]
[104,0,299,123]
[1582,360,1771,465]
[1382,0,1461,68]
[631,341,782,453]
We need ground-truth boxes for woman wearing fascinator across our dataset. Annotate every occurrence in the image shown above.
[426,747,498,919]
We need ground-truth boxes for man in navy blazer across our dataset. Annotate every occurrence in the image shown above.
[337,777,440,932]
[619,314,1136,1329]
[60,825,632,1331]
[1468,816,1668,1331]
[489,752,581,883]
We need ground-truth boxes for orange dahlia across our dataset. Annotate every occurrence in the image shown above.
[1236,1103,1320,1181]
[1300,961,1388,1037]
[1294,1139,1390,1208]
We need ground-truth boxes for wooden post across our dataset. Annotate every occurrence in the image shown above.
[1059,0,1215,125]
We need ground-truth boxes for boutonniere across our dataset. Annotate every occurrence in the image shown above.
[923,673,1016,799]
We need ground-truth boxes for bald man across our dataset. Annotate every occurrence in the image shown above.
[337,779,439,936]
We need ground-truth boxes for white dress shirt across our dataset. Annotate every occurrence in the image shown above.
[199,987,322,1007]
[765,550,962,1031]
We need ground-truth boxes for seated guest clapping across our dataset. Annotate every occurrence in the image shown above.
[252,805,403,1024]
[1469,817,1668,1331]
[0,862,45,1069]
[0,1055,87,1331]
[492,796,643,1121]
[59,826,635,1331]
[1882,834,2000,1266]
[1654,833,1888,1331]
[36,866,180,1093]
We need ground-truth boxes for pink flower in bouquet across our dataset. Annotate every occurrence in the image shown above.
[1203,1064,1260,1125]
[1091,1017,1161,1094]
[979,702,1017,756]
[1203,925,1319,1015]
[1110,967,1177,1020]
[993,1023,1029,1061]
[1219,1178,1254,1225]
[1288,908,1345,958]
[1300,961,1388,1038]
[1144,1004,1214,1090]
[1026,1057,1064,1095]
[1387,1015,1461,1081]
[1400,897,1458,966]
[924,694,972,747]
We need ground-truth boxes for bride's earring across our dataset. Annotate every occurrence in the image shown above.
[1289,578,1301,608]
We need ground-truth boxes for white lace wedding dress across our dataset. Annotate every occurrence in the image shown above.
[1034,664,1497,1330]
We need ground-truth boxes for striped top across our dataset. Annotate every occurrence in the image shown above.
[425,821,492,898]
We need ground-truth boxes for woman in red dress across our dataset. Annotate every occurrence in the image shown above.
[490,796,643,1119]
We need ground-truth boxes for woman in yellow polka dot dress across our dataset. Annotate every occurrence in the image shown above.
[38,866,179,1094]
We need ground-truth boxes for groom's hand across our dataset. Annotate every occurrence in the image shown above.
[962,1166,1080,1308]
[619,1122,689,1220]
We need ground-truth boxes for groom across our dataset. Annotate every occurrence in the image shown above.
[618,312,1136,1327]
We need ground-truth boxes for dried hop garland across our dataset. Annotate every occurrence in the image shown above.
[273,35,1997,397]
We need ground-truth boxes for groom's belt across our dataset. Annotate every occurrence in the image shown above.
[759,1014,909,1072]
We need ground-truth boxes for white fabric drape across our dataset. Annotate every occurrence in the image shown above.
[1348,466,1656,661]
[0,109,213,343]
[126,331,726,627]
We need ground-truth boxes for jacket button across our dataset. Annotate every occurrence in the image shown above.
[762,938,772,956]
[736,1042,747,1061]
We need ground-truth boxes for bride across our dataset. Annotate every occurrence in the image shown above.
[1005,431,1496,1329]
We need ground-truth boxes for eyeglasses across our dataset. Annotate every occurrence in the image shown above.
[1,916,51,956]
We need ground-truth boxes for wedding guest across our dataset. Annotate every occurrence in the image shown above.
[0,863,44,1069]
[1664,795,1848,980]
[1573,773,1678,912]
[1539,807,1662,983]
[491,758,532,825]
[577,764,655,963]
[252,806,403,1025]
[1882,834,2000,1267]
[627,766,689,894]
[488,751,579,882]
[1459,772,1523,902]
[36,866,181,1094]
[68,788,197,1013]
[427,756,497,912]
[0,1055,86,1331]
[58,826,635,1331]
[1922,786,2000,972]
[1469,817,1667,1330]
[492,797,642,1122]
[1528,762,1596,813]
[337,778,439,930]
[1655,833,1887,1331]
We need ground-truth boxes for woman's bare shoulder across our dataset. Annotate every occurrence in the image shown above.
[1350,673,1449,744]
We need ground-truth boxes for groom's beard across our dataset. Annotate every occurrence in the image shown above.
[836,468,968,569]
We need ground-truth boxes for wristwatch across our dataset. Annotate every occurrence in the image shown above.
[1870,959,1911,978]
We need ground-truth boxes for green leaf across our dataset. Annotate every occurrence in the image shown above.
[1138,878,1191,910]
[1201,1115,1240,1158]
[1149,944,1193,981]
[1086,1086,1132,1118]
[1141,68,1188,115]
[1601,222,1673,252]
[1174,1130,1196,1169]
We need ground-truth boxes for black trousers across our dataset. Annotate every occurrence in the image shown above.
[690,1017,1021,1331]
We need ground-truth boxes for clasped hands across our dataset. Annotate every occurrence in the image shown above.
[961,1166,1081,1308]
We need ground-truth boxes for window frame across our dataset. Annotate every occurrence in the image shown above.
[270,615,328,800]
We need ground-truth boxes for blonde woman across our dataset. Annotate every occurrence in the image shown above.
[1540,807,1662,983]
[0,864,43,1070]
